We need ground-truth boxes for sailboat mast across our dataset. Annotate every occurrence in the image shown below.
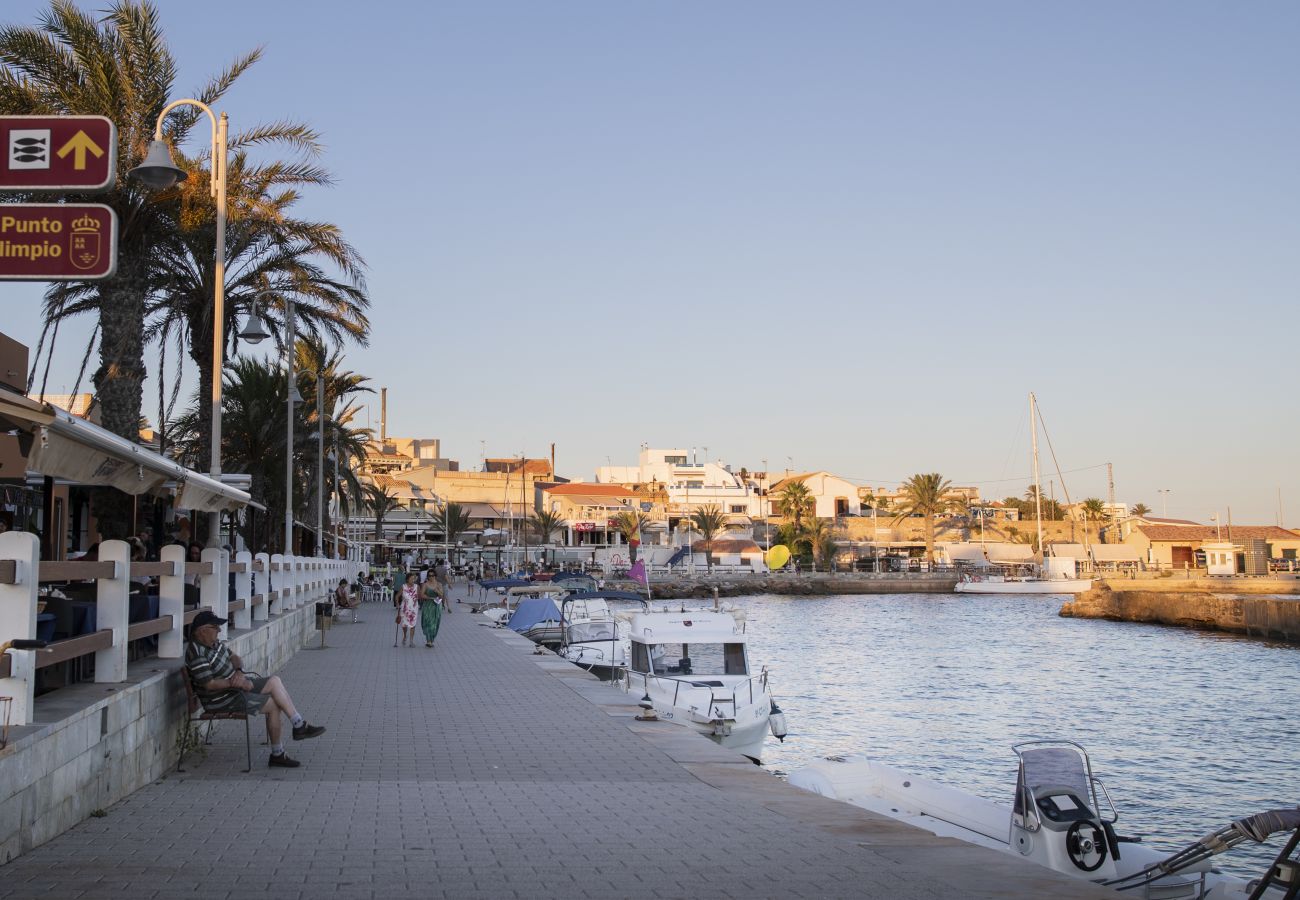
[1030,392,1044,558]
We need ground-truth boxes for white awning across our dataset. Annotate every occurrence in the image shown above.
[985,543,1035,563]
[1049,543,1087,558]
[1092,544,1144,562]
[2,395,250,513]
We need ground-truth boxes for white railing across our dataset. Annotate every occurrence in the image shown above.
[0,532,349,726]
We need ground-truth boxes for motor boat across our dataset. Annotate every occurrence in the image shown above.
[624,606,785,763]
[955,568,1092,594]
[557,591,644,680]
[788,740,1299,898]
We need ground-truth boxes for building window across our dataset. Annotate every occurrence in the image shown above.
[730,505,746,514]
[664,455,686,465]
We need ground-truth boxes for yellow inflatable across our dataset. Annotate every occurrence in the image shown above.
[765,545,791,570]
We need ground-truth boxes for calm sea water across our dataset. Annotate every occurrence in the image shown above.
[728,592,1300,879]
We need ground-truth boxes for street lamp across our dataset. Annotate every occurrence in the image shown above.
[1157,489,1172,518]
[131,99,232,548]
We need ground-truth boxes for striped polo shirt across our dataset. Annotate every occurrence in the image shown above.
[185,639,239,711]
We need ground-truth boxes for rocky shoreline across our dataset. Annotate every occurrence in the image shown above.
[1061,582,1300,644]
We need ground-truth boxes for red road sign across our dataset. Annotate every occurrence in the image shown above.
[0,204,118,280]
[1,116,117,191]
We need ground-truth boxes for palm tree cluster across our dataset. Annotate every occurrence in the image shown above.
[0,2,369,541]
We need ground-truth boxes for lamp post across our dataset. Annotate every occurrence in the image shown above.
[131,100,230,548]
[1158,489,1171,518]
[285,300,302,554]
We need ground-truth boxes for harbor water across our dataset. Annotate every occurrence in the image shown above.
[726,592,1299,879]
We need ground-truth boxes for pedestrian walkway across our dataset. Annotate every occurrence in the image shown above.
[0,585,1113,899]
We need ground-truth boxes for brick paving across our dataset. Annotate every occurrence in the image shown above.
[0,585,1113,898]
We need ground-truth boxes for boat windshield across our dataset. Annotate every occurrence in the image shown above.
[566,621,617,643]
[634,642,747,677]
[1015,746,1092,816]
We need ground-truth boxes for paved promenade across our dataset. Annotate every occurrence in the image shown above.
[0,586,1113,899]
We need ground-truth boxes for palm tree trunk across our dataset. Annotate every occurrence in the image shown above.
[89,258,149,539]
[925,516,936,564]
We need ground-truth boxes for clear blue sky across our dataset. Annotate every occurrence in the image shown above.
[5,1,1298,524]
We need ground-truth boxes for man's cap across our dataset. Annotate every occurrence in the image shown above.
[192,610,227,629]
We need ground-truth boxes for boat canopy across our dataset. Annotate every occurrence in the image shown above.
[629,611,745,644]
[507,598,562,634]
[563,590,646,605]
[480,577,532,590]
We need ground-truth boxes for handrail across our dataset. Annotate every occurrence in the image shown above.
[35,630,113,669]
[126,615,173,642]
[183,561,214,576]
[38,561,118,581]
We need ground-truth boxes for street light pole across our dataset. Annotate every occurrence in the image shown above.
[130,100,228,549]
[316,373,325,556]
[285,300,297,555]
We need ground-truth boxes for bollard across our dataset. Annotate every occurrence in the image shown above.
[315,601,333,648]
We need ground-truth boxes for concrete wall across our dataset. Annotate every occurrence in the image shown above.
[0,603,319,864]
[1060,585,1300,643]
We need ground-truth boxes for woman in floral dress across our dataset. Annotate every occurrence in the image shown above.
[396,573,419,647]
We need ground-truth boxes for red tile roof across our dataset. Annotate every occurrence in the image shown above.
[1136,525,1300,542]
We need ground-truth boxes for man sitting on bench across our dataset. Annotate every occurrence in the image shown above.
[185,610,326,768]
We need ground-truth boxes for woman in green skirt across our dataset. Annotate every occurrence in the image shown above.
[418,577,444,648]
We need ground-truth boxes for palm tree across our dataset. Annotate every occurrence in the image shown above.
[802,518,838,572]
[0,1,290,536]
[776,480,815,531]
[611,510,650,563]
[529,509,565,545]
[892,473,955,565]
[365,483,401,543]
[1131,503,1151,518]
[142,159,369,466]
[1080,497,1107,544]
[431,503,472,560]
[689,505,727,574]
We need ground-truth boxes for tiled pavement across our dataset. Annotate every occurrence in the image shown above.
[0,586,1114,899]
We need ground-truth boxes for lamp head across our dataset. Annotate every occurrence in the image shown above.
[239,308,271,345]
[129,140,188,191]
[288,380,303,404]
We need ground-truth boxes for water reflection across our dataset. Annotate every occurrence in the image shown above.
[731,592,1299,878]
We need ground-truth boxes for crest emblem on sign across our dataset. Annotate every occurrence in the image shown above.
[68,213,101,270]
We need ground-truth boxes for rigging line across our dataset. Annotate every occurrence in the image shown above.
[1035,404,1077,512]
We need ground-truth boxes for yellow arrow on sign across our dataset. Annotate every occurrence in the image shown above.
[56,130,105,170]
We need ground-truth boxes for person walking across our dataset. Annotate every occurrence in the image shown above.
[418,576,444,648]
[396,572,419,647]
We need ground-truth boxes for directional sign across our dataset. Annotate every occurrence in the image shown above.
[0,116,117,192]
[0,204,117,280]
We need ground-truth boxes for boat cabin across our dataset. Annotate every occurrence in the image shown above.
[627,611,749,679]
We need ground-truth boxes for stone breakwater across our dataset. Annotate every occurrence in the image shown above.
[1060,583,1300,644]
[606,572,958,599]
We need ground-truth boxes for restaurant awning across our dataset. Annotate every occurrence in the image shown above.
[0,393,251,513]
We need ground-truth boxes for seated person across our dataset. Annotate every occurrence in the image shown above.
[185,610,325,768]
[334,578,358,609]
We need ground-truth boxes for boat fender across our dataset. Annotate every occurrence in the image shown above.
[769,699,788,742]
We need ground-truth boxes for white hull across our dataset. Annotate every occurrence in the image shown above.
[627,671,771,762]
[789,758,1264,899]
[955,578,1092,594]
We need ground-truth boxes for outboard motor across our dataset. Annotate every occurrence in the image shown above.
[1010,743,1118,881]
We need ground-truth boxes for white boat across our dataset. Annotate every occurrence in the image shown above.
[956,572,1092,594]
[557,591,646,680]
[957,392,1093,595]
[624,606,784,763]
[789,740,1299,898]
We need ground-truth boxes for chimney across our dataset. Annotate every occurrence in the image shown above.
[550,442,556,478]
[380,387,387,443]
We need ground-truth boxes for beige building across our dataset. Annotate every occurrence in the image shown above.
[1122,524,1300,569]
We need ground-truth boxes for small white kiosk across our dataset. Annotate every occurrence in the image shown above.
[1202,541,1237,576]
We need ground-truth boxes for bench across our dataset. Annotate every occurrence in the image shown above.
[179,666,253,773]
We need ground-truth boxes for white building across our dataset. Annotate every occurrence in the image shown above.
[595,448,762,519]
[769,472,862,519]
